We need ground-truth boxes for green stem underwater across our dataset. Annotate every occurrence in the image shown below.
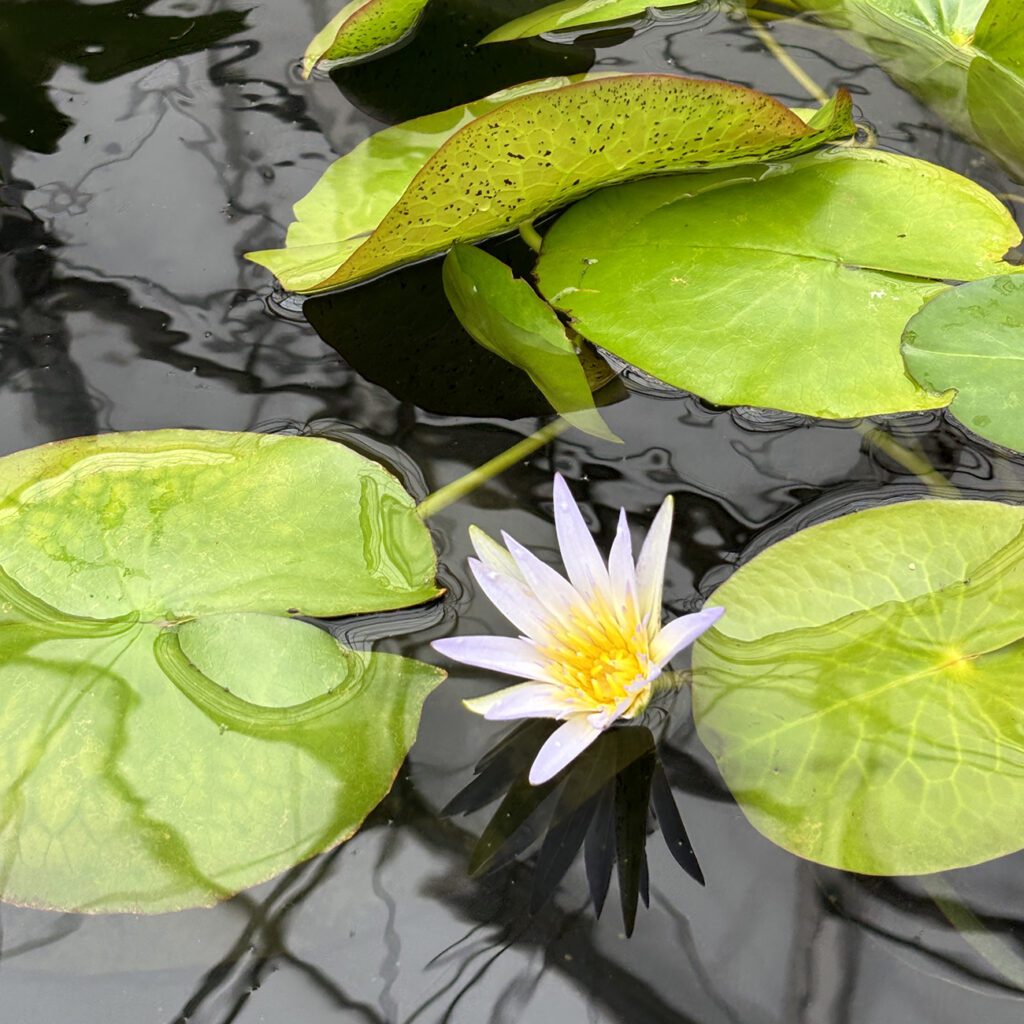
[417,417,571,519]
[856,422,957,497]
[518,220,544,254]
[923,874,1024,990]
[747,13,829,106]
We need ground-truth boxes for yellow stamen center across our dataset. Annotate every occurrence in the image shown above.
[541,599,653,714]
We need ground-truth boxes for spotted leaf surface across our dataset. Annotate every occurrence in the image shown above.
[251,76,854,294]
[247,77,583,294]
[303,0,432,74]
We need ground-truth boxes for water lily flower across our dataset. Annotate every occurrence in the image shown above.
[433,475,724,785]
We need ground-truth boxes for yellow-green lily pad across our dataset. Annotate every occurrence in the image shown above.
[692,498,1024,875]
[0,430,442,912]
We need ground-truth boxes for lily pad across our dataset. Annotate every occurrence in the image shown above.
[481,0,700,43]
[781,0,1024,179]
[442,243,619,440]
[303,0,432,75]
[902,274,1024,452]
[692,498,1024,876]
[0,430,443,912]
[247,76,583,294]
[535,147,1021,418]
[248,76,854,294]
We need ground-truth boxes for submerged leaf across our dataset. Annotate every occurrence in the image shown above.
[902,275,1024,452]
[0,430,442,912]
[481,0,700,42]
[303,0,431,75]
[442,244,620,440]
[249,75,854,293]
[692,499,1024,875]
[536,148,1021,418]
[781,0,1024,179]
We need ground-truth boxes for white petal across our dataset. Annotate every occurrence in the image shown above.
[502,532,581,623]
[431,635,553,681]
[650,606,725,667]
[529,715,605,784]
[469,525,523,582]
[607,507,638,617]
[588,694,634,729]
[464,681,578,720]
[469,558,554,642]
[552,474,610,602]
[636,495,673,627]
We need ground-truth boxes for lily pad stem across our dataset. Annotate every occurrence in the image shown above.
[922,874,1024,990]
[747,14,829,106]
[518,220,544,254]
[855,422,957,497]
[417,417,571,519]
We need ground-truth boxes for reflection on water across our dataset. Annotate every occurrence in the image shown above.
[445,720,703,934]
[1,0,1024,1019]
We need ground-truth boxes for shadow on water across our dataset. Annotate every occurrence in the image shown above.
[304,233,560,420]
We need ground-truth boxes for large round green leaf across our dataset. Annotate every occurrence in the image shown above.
[902,275,1024,453]
[0,430,443,912]
[535,148,1021,418]
[691,499,1024,875]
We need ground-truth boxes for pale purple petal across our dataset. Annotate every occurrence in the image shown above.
[502,531,581,623]
[469,558,554,642]
[528,715,605,784]
[552,474,610,601]
[650,606,725,667]
[635,495,673,627]
[431,635,553,681]
[469,525,523,582]
[464,681,578,720]
[607,508,638,616]
[587,694,634,729]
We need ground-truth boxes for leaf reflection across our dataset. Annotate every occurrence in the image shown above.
[444,721,702,935]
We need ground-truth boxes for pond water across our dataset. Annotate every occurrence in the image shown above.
[3,1,1024,1021]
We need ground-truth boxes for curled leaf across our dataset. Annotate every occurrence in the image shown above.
[303,0,432,75]
[442,243,620,440]
[248,76,854,294]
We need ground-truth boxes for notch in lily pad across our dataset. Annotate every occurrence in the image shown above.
[0,429,443,913]
[902,273,1024,453]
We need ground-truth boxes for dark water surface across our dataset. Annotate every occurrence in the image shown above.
[3,1,1024,1021]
